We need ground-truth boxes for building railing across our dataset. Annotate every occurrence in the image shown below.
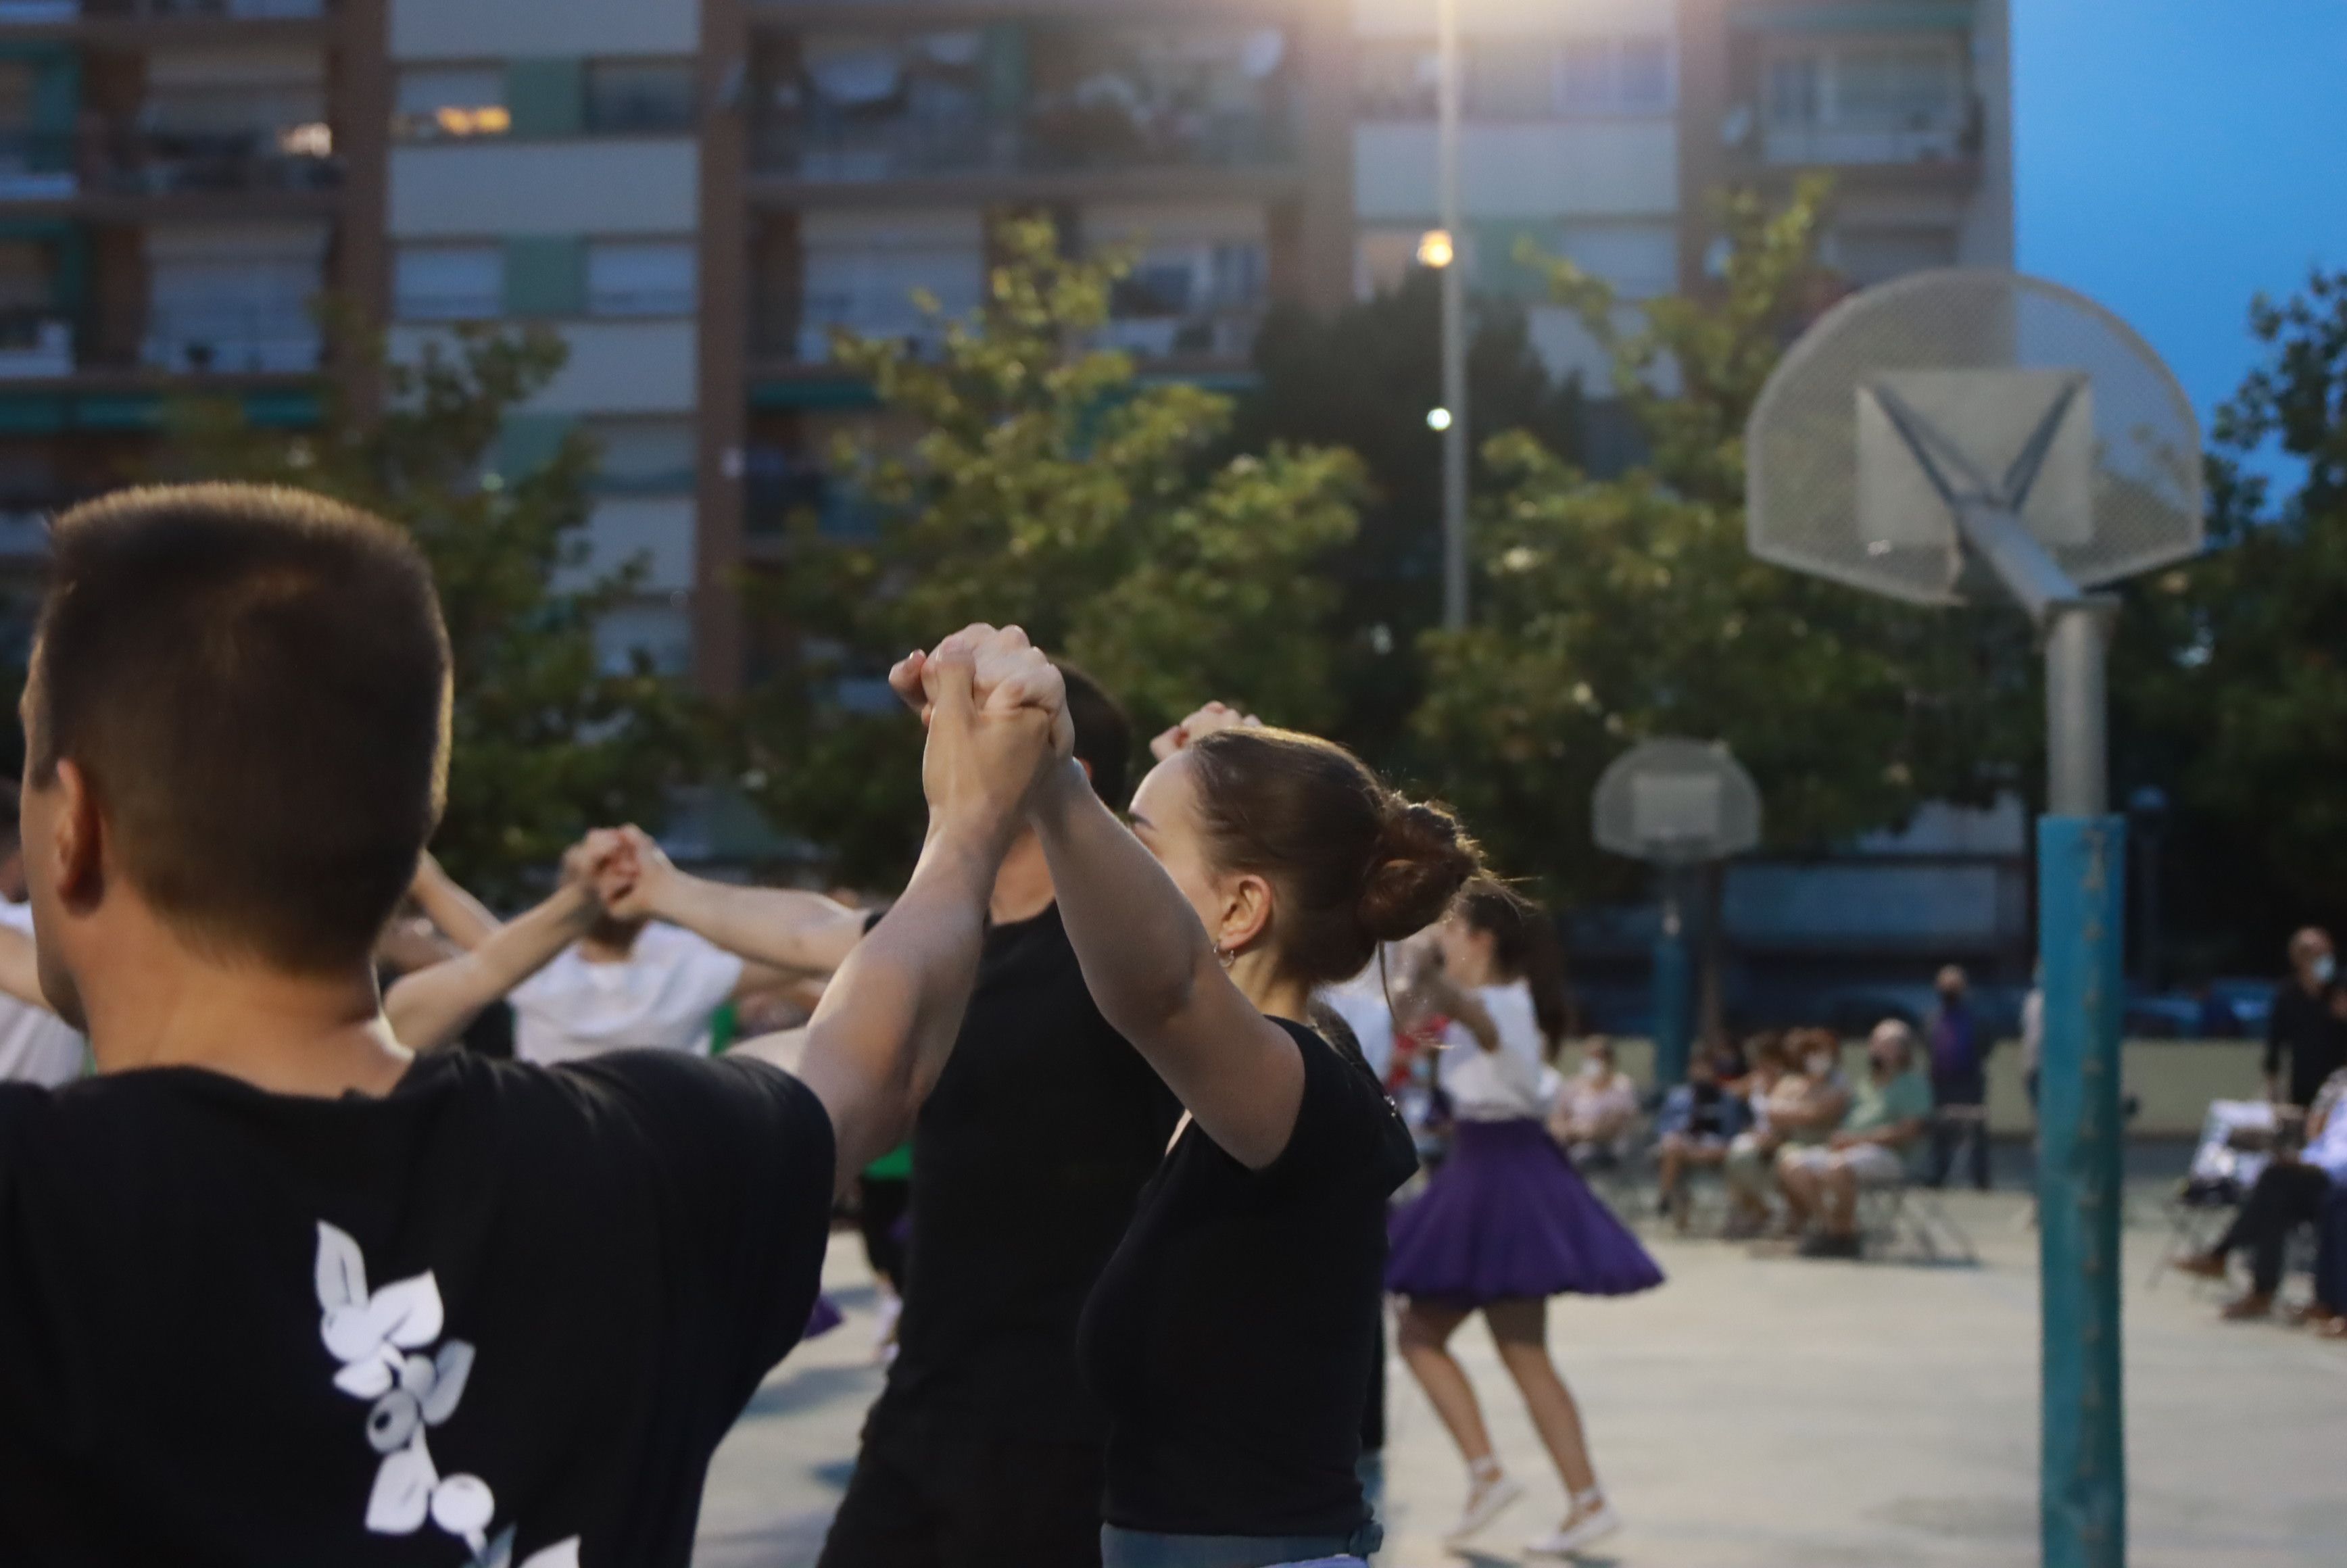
[76,0,330,18]
[753,110,1293,182]
[0,126,341,198]
[1098,304,1263,362]
[1760,121,1969,167]
[0,311,74,378]
[143,304,320,373]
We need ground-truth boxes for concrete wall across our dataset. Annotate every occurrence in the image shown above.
[391,0,698,60]
[1354,122,1679,222]
[389,141,700,237]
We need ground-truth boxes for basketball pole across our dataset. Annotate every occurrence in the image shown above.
[2035,599,2127,1568]
[1956,501,2128,1568]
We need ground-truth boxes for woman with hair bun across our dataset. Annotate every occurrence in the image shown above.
[1386,883,1662,1558]
[967,678,1478,1568]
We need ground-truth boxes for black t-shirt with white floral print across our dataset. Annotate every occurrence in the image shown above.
[0,1048,833,1567]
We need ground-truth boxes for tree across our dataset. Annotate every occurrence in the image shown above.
[2114,269,2347,968]
[746,218,1363,885]
[1228,275,1587,766]
[1412,182,2036,897]
[168,322,702,900]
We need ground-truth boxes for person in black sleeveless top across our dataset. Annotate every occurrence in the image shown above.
[889,654,1480,1568]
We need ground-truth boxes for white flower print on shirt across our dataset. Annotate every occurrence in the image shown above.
[315,1221,581,1568]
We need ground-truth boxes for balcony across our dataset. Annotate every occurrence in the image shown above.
[756,109,1290,185]
[1758,113,1977,168]
[0,311,74,377]
[141,303,319,374]
[0,124,339,203]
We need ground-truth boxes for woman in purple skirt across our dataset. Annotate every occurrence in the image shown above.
[1388,885,1662,1559]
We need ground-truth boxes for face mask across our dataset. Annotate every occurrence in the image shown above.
[1805,1054,1835,1078]
[2317,955,2338,985]
[1579,1058,1606,1080]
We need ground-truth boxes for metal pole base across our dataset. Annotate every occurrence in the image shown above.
[2037,814,2127,1568]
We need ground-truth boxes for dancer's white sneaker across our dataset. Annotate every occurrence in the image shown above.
[1441,1465,1523,1546]
[1524,1500,1622,1558]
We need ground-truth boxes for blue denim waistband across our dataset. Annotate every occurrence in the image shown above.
[1100,1519,1383,1568]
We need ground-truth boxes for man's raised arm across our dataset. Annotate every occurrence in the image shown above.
[737,626,1065,1194]
[602,826,866,984]
[385,832,619,1053]
[410,850,500,952]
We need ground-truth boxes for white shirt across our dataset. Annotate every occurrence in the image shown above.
[1438,980,1559,1121]
[509,923,744,1068]
[1317,965,1397,1083]
[0,900,83,1087]
[2021,987,2045,1073]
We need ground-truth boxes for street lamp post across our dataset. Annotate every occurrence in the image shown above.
[1434,0,1466,630]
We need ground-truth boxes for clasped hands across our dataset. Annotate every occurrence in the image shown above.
[887,624,1072,843]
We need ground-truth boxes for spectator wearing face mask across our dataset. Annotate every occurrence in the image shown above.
[2267,928,2347,1110]
[1778,1021,1935,1258]
[1722,1028,1847,1236]
[1549,1037,1640,1165]
[1924,966,1992,1192]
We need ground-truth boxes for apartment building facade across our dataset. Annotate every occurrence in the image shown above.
[0,0,2010,695]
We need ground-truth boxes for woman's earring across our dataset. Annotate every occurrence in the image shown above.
[1213,943,1238,971]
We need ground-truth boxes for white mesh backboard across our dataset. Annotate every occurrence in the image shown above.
[1594,738,1762,865]
[1749,270,2203,606]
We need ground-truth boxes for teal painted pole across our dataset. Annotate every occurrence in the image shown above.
[1651,913,1692,1088]
[2037,814,2126,1568]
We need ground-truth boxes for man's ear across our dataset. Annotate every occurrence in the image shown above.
[48,758,103,910]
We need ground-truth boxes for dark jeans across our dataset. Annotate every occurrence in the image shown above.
[2317,1184,2347,1312]
[2215,1160,2333,1295]
[817,1400,1105,1568]
[1929,1075,1990,1191]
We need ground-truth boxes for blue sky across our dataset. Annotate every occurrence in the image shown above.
[2014,1,2347,443]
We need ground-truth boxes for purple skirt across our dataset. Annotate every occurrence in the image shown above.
[1387,1118,1664,1304]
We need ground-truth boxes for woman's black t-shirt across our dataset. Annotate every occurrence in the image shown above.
[1077,1017,1420,1537]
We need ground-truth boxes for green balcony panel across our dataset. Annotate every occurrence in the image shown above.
[495,412,577,479]
[504,236,585,318]
[506,57,585,139]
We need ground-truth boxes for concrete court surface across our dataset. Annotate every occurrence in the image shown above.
[696,1188,2347,1568]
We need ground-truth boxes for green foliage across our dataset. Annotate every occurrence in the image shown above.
[1413,182,2035,895]
[167,320,701,900]
[1230,272,1587,767]
[748,217,1363,884]
[2115,270,2347,957]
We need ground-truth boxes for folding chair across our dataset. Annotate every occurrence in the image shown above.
[2149,1099,2275,1288]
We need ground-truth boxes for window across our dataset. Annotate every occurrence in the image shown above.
[1767,55,1822,126]
[798,212,985,360]
[394,67,509,141]
[1466,41,1553,118]
[1560,35,1674,115]
[1355,40,1435,118]
[585,59,695,134]
[586,240,694,317]
[1834,225,1956,286]
[145,234,323,373]
[394,244,502,321]
[1559,222,1677,300]
[586,418,697,493]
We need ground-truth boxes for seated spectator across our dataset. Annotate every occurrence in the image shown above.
[1725,1029,1847,1236]
[2305,1183,2347,1338]
[2179,1062,2347,1317]
[1777,1021,1935,1259]
[1655,1046,1751,1231]
[1551,1035,1640,1165]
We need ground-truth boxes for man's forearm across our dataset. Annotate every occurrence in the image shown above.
[795,821,1000,1189]
[386,881,596,1052]
[650,875,865,977]
[412,853,500,951]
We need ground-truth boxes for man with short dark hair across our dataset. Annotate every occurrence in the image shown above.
[2266,927,2346,1108]
[819,661,1182,1568]
[0,483,1059,1566]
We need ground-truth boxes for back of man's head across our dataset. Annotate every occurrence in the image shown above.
[29,483,450,974]
[1052,660,1132,808]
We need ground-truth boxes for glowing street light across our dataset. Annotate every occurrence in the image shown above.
[1426,407,1453,431]
[1416,228,1455,270]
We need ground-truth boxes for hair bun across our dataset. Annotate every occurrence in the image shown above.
[1357,798,1480,942]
